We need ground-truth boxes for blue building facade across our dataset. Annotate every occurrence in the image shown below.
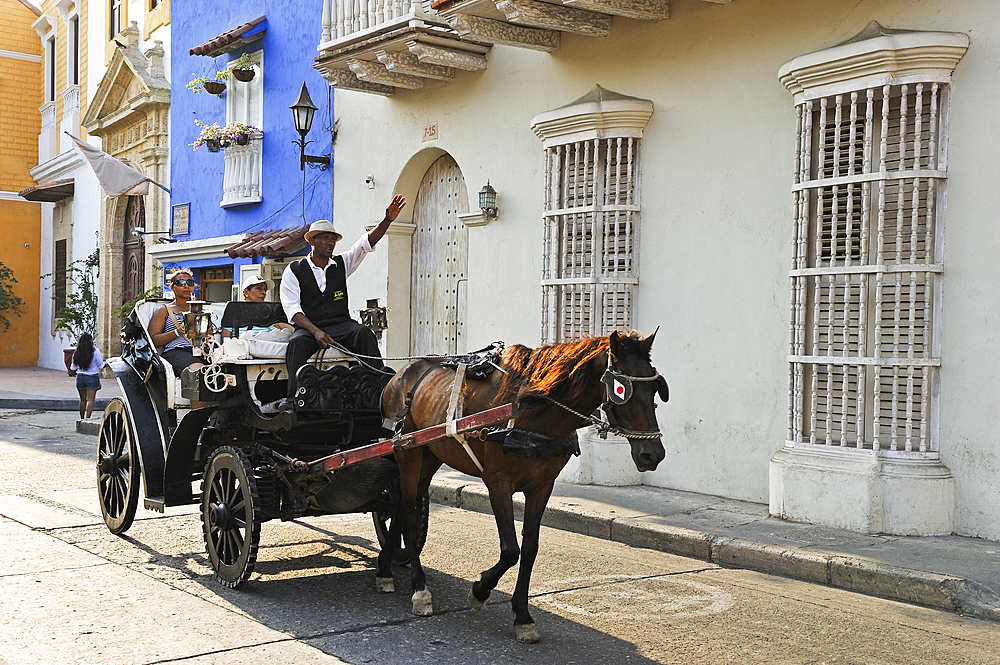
[158,3,333,301]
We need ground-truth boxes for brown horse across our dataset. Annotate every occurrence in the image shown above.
[378,330,668,643]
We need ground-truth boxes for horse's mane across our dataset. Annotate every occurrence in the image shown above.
[497,331,649,414]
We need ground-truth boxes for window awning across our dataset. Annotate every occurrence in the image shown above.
[225,224,308,259]
[190,16,266,57]
[18,179,75,202]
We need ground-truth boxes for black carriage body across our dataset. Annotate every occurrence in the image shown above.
[108,300,395,517]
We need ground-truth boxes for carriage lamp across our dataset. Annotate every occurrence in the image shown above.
[359,298,389,341]
[290,82,330,172]
[479,181,498,220]
[184,300,214,357]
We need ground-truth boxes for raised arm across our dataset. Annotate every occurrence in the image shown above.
[366,194,407,248]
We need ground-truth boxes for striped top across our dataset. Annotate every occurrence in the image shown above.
[162,309,192,351]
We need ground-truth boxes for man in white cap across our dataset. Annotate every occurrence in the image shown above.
[279,194,406,408]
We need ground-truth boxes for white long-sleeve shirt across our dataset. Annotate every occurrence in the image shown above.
[280,234,373,323]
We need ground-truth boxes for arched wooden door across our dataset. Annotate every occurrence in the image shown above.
[122,196,145,304]
[410,155,469,356]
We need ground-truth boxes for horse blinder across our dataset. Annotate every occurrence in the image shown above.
[601,369,633,405]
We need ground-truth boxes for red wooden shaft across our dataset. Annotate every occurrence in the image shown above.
[304,402,517,475]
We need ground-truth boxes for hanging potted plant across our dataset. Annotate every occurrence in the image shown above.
[186,71,227,96]
[231,53,256,82]
[222,121,261,146]
[190,119,224,152]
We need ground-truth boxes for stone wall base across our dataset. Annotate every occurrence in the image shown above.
[769,444,955,535]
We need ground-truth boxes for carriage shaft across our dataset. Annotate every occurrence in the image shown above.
[303,403,517,475]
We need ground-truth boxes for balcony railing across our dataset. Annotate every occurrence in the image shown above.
[221,134,262,208]
[322,0,428,42]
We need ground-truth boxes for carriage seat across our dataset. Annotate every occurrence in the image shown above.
[133,300,190,408]
[218,301,354,364]
[133,299,227,409]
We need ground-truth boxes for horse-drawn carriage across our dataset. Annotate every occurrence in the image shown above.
[98,296,668,643]
[97,298,513,587]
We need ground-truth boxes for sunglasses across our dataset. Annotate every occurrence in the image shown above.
[171,279,196,287]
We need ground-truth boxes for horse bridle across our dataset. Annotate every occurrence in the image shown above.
[544,355,668,441]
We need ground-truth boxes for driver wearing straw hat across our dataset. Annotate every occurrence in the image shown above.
[279,194,406,409]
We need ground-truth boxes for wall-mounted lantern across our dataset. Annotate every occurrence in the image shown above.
[290,82,330,171]
[478,181,498,220]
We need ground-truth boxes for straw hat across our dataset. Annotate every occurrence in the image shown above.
[304,220,343,244]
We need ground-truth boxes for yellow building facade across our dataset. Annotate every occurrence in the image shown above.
[0,0,43,366]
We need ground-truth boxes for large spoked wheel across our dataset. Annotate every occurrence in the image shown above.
[201,446,261,588]
[96,397,140,535]
[373,488,429,566]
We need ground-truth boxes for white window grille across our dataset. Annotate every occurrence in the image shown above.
[788,82,949,456]
[541,138,640,342]
[531,88,652,344]
[780,25,968,459]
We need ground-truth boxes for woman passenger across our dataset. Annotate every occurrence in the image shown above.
[147,268,206,409]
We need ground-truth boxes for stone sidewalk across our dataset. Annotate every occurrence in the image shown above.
[2,364,999,623]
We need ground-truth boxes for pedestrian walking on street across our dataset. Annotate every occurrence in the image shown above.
[69,332,104,419]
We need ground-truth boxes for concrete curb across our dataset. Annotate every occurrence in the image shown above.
[429,479,1000,624]
[76,418,101,435]
[0,398,112,412]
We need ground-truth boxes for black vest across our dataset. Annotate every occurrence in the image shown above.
[290,256,349,327]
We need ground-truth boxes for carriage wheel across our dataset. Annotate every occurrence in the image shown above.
[96,397,140,535]
[372,488,429,566]
[201,446,261,588]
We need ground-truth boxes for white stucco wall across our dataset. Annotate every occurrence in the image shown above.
[34,155,102,370]
[329,0,1000,539]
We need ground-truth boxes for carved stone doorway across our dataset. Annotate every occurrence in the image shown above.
[122,195,145,304]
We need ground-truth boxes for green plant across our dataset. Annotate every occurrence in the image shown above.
[221,121,262,142]
[51,249,99,343]
[185,70,228,93]
[114,286,164,324]
[0,261,25,333]
[189,119,224,150]
[232,53,255,71]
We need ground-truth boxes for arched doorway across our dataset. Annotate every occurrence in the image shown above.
[122,195,145,304]
[410,155,469,355]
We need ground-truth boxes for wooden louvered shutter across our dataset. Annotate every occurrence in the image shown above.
[54,239,67,314]
[542,137,640,343]
[789,84,945,454]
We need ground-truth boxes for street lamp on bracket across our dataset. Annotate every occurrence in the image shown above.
[290,82,330,171]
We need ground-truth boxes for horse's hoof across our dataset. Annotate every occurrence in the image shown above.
[468,587,487,611]
[411,589,433,616]
[375,576,395,593]
[515,623,540,644]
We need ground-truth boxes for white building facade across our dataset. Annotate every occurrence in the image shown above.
[313,0,1000,540]
[31,0,170,369]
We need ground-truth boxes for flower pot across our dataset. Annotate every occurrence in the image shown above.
[235,134,250,146]
[219,138,232,149]
[206,138,221,153]
[63,348,75,372]
[203,80,226,95]
[232,68,255,82]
